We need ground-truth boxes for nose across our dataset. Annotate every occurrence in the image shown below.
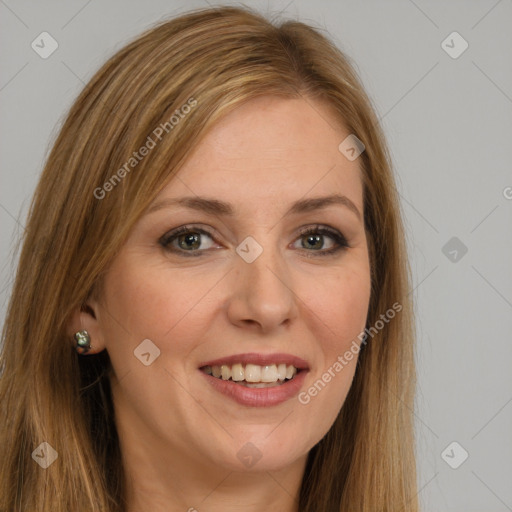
[226,240,298,334]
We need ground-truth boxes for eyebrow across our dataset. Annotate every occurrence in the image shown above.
[147,193,362,221]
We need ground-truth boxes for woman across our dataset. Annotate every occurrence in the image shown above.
[0,5,418,511]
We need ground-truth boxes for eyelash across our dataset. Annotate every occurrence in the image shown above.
[159,224,350,258]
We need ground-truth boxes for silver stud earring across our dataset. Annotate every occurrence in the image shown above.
[74,330,91,354]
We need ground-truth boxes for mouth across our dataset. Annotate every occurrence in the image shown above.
[198,353,309,407]
[200,363,301,388]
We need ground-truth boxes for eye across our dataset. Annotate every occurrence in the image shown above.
[159,224,350,257]
[292,225,349,257]
[159,225,218,256]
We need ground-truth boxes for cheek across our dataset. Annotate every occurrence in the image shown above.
[102,266,171,340]
[308,263,371,355]
[296,263,370,427]
[100,259,221,358]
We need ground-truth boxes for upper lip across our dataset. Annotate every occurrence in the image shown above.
[198,352,310,370]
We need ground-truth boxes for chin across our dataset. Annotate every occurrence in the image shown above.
[212,430,310,473]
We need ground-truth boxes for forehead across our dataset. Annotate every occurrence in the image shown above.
[160,96,363,208]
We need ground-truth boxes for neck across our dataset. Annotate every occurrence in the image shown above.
[113,396,307,512]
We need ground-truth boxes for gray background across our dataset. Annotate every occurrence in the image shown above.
[1,0,511,510]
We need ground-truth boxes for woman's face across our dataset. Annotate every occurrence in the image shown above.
[91,96,371,475]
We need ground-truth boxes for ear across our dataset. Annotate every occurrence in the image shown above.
[67,301,107,355]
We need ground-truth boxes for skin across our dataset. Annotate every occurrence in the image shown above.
[72,95,371,511]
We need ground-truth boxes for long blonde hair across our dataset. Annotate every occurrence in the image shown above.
[0,6,417,511]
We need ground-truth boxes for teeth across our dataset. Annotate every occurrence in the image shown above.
[202,363,299,384]
[261,364,278,382]
[231,363,244,381]
[245,364,261,382]
[221,365,230,380]
[277,363,287,381]
[286,365,296,379]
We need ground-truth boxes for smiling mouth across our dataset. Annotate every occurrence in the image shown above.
[200,363,300,388]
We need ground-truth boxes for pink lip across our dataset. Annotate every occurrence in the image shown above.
[200,369,308,407]
[198,352,310,370]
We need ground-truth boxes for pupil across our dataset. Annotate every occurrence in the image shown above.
[180,233,200,250]
[305,234,322,250]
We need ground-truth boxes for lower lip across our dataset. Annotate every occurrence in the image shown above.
[200,370,308,407]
